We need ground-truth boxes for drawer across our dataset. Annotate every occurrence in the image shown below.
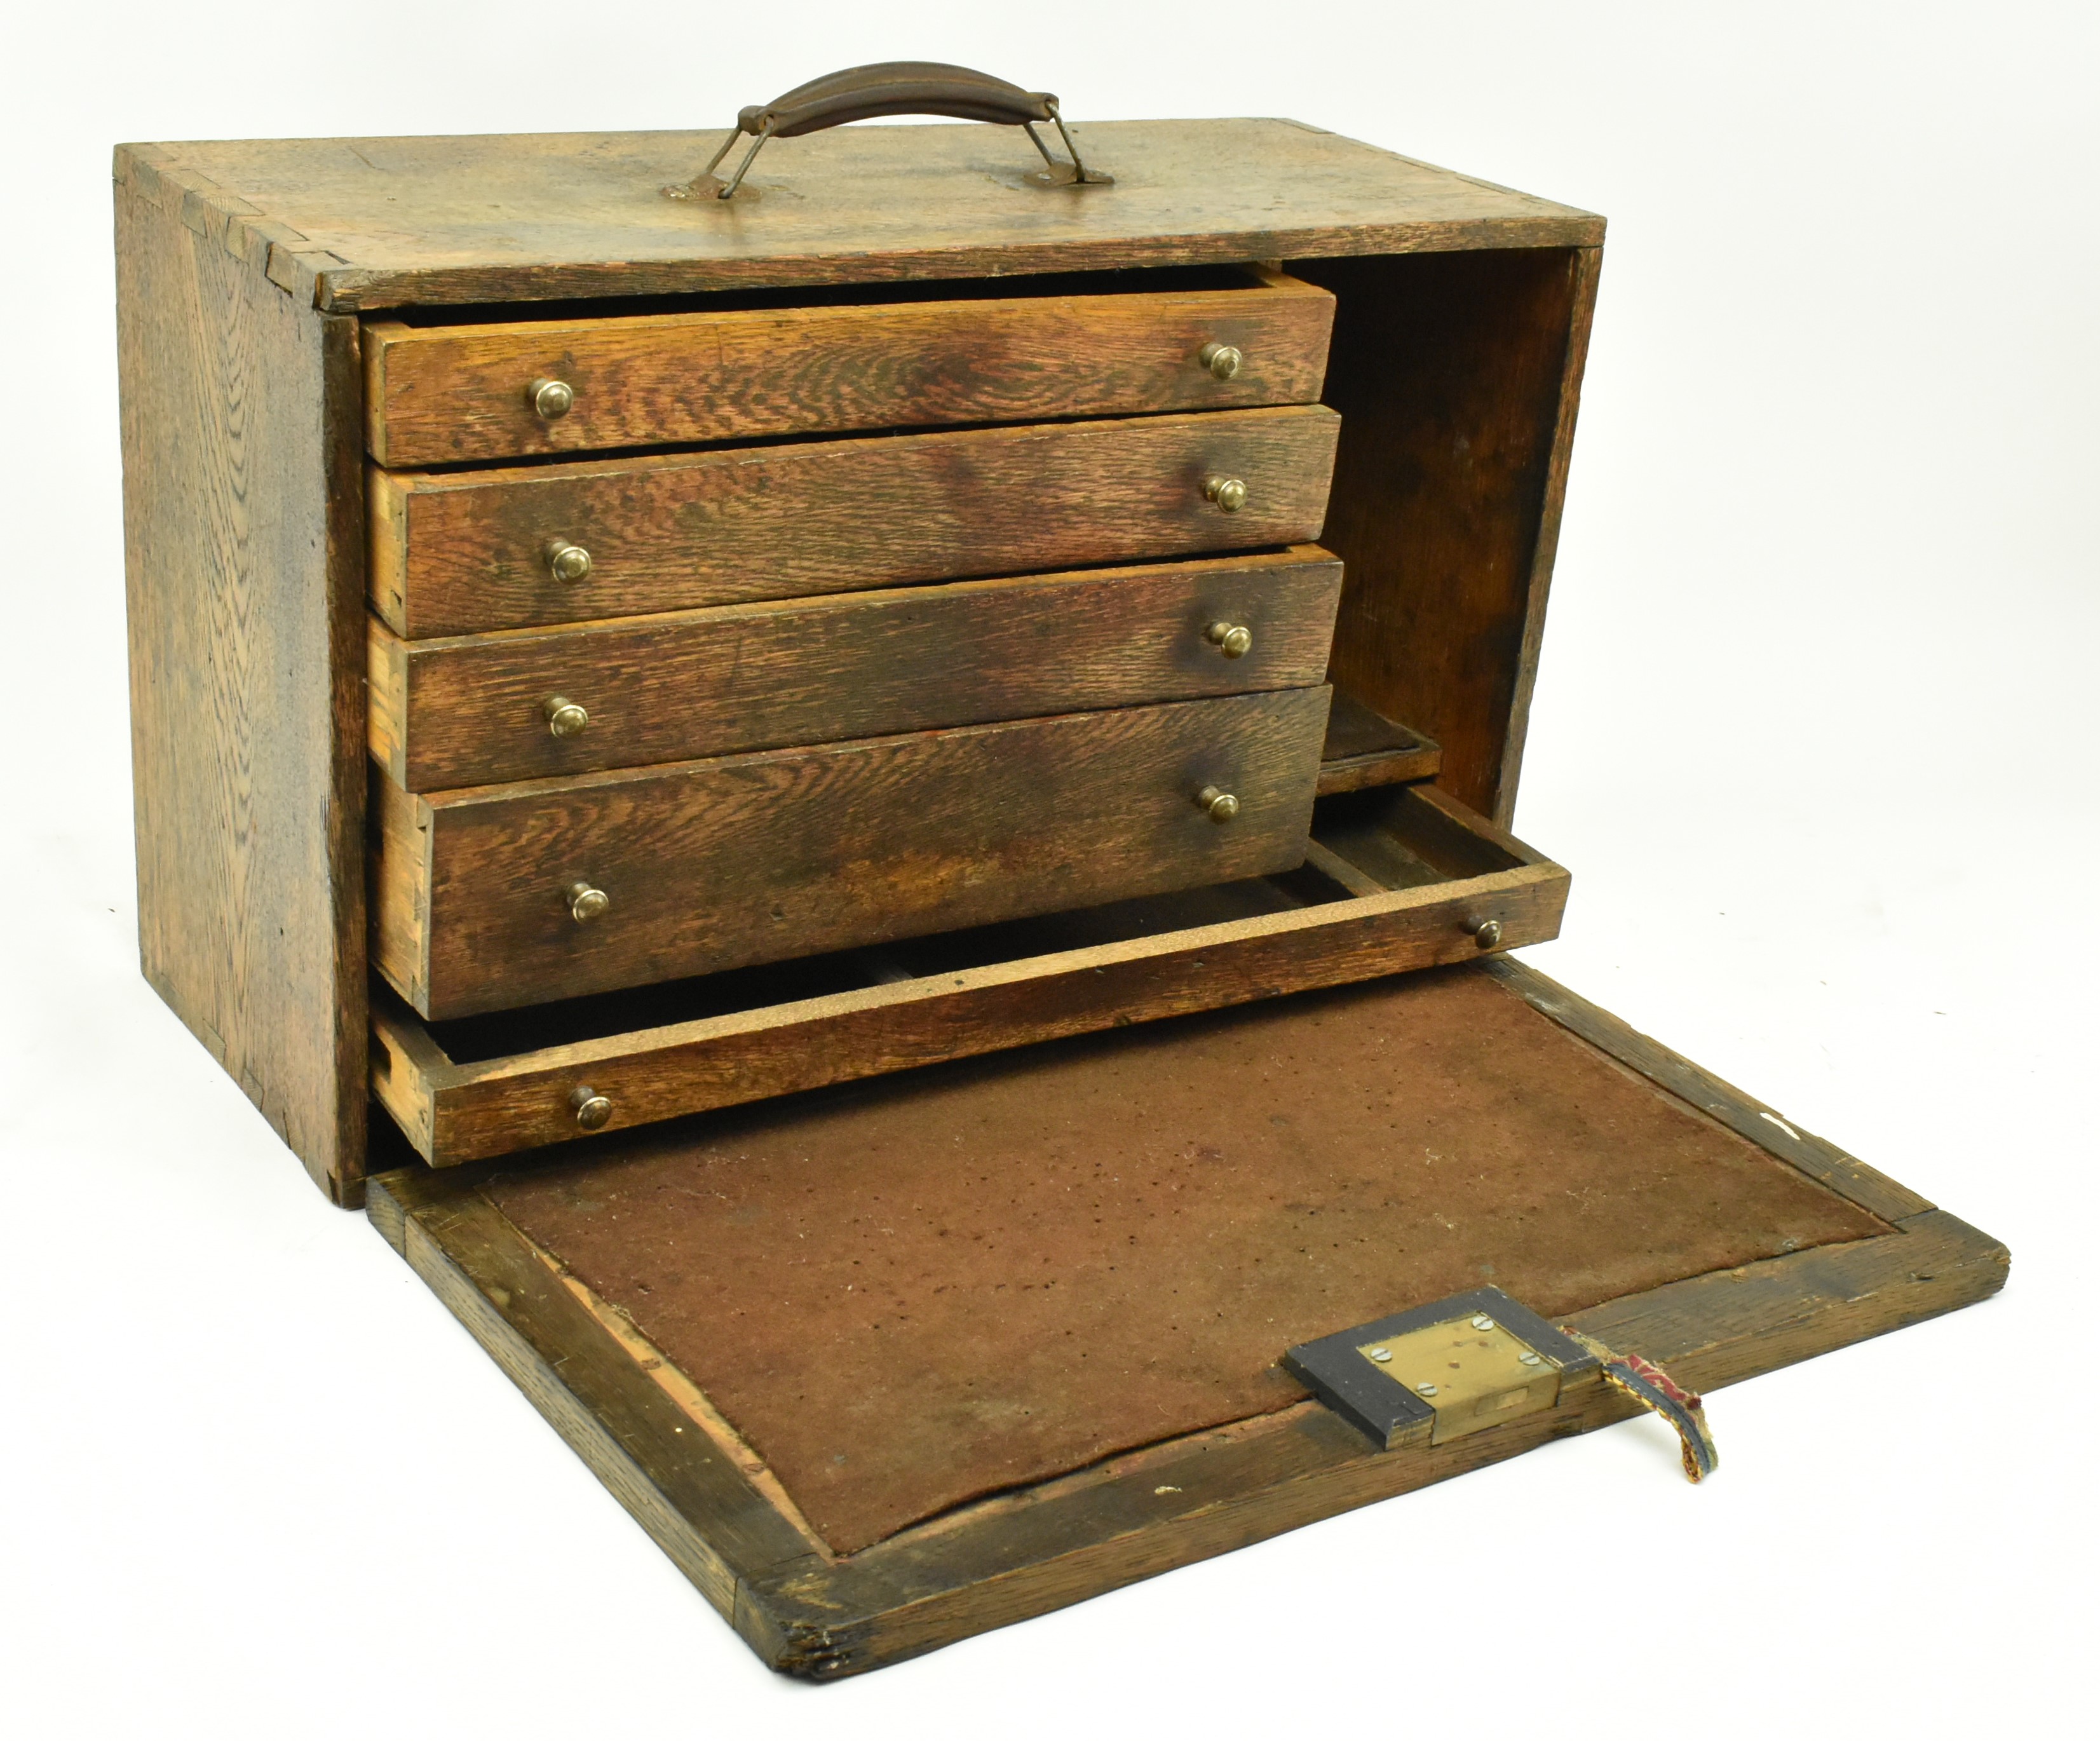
[370,546,1344,792]
[372,687,1333,1021]
[369,783,1569,1165]
[369,405,1342,637]
[363,266,1336,468]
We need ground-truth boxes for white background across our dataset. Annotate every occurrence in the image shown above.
[3,3,2094,1735]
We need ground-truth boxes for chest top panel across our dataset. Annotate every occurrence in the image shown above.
[114,118,1602,312]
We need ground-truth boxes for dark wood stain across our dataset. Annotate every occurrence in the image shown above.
[1292,248,1596,822]
[369,785,1566,1166]
[376,688,1334,1020]
[370,405,1341,637]
[372,548,1343,790]
[365,268,1334,466]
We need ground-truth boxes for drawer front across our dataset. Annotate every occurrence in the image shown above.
[363,270,1335,467]
[370,784,1569,1165]
[373,687,1332,1021]
[370,406,1342,637]
[371,548,1345,792]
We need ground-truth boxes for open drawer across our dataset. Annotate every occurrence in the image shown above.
[363,262,1336,467]
[370,782,1566,1165]
[369,957,2007,1677]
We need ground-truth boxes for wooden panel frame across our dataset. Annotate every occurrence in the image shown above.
[367,957,2006,1677]
[1294,247,1601,825]
[116,164,370,1204]
[372,784,1562,1164]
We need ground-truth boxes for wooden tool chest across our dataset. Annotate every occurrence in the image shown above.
[116,82,2005,1676]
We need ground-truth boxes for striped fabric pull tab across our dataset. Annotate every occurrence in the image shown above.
[1559,1327,1720,1482]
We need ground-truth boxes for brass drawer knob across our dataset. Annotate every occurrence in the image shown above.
[1205,621,1254,658]
[528,377,576,421]
[543,694,590,738]
[569,1084,613,1131]
[1198,341,1243,381]
[565,879,609,923]
[1202,474,1249,513]
[1473,918,1504,949]
[1195,784,1240,823]
[545,538,593,583]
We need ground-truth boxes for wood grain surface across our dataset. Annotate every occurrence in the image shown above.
[115,121,1603,313]
[373,688,1332,1020]
[369,547,1342,790]
[370,783,1562,1163]
[364,266,1332,466]
[116,175,370,1203]
[1295,247,1597,822]
[1315,690,1442,794]
[369,403,1341,635]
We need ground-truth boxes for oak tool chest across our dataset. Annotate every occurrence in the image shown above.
[116,62,2007,1678]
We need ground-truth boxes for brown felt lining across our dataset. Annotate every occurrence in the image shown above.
[486,965,1887,1555]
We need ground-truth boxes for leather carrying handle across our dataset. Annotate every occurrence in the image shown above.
[737,62,1057,138]
[673,60,1111,200]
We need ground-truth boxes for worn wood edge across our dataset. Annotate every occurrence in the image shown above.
[1491,245,1601,828]
[391,860,1567,1163]
[1398,782,1549,867]
[1315,693,1442,795]
[368,268,1332,352]
[525,1242,836,1561]
[1315,743,1441,795]
[409,676,1323,812]
[367,468,410,633]
[366,1172,831,1662]
[370,997,447,1160]
[119,121,1604,315]
[366,618,409,785]
[1479,957,1935,1223]
[1567,1208,2007,1388]
[314,217,1608,314]
[1299,839,1386,898]
[320,312,372,1207]
[740,1211,2005,1676]
[394,1212,746,1620]
[114,143,349,306]
[384,406,1335,503]
[383,541,1339,653]
[369,777,433,1014]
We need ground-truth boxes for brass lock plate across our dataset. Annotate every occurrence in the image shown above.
[1355,1313,1562,1444]
[1284,1287,1602,1450]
